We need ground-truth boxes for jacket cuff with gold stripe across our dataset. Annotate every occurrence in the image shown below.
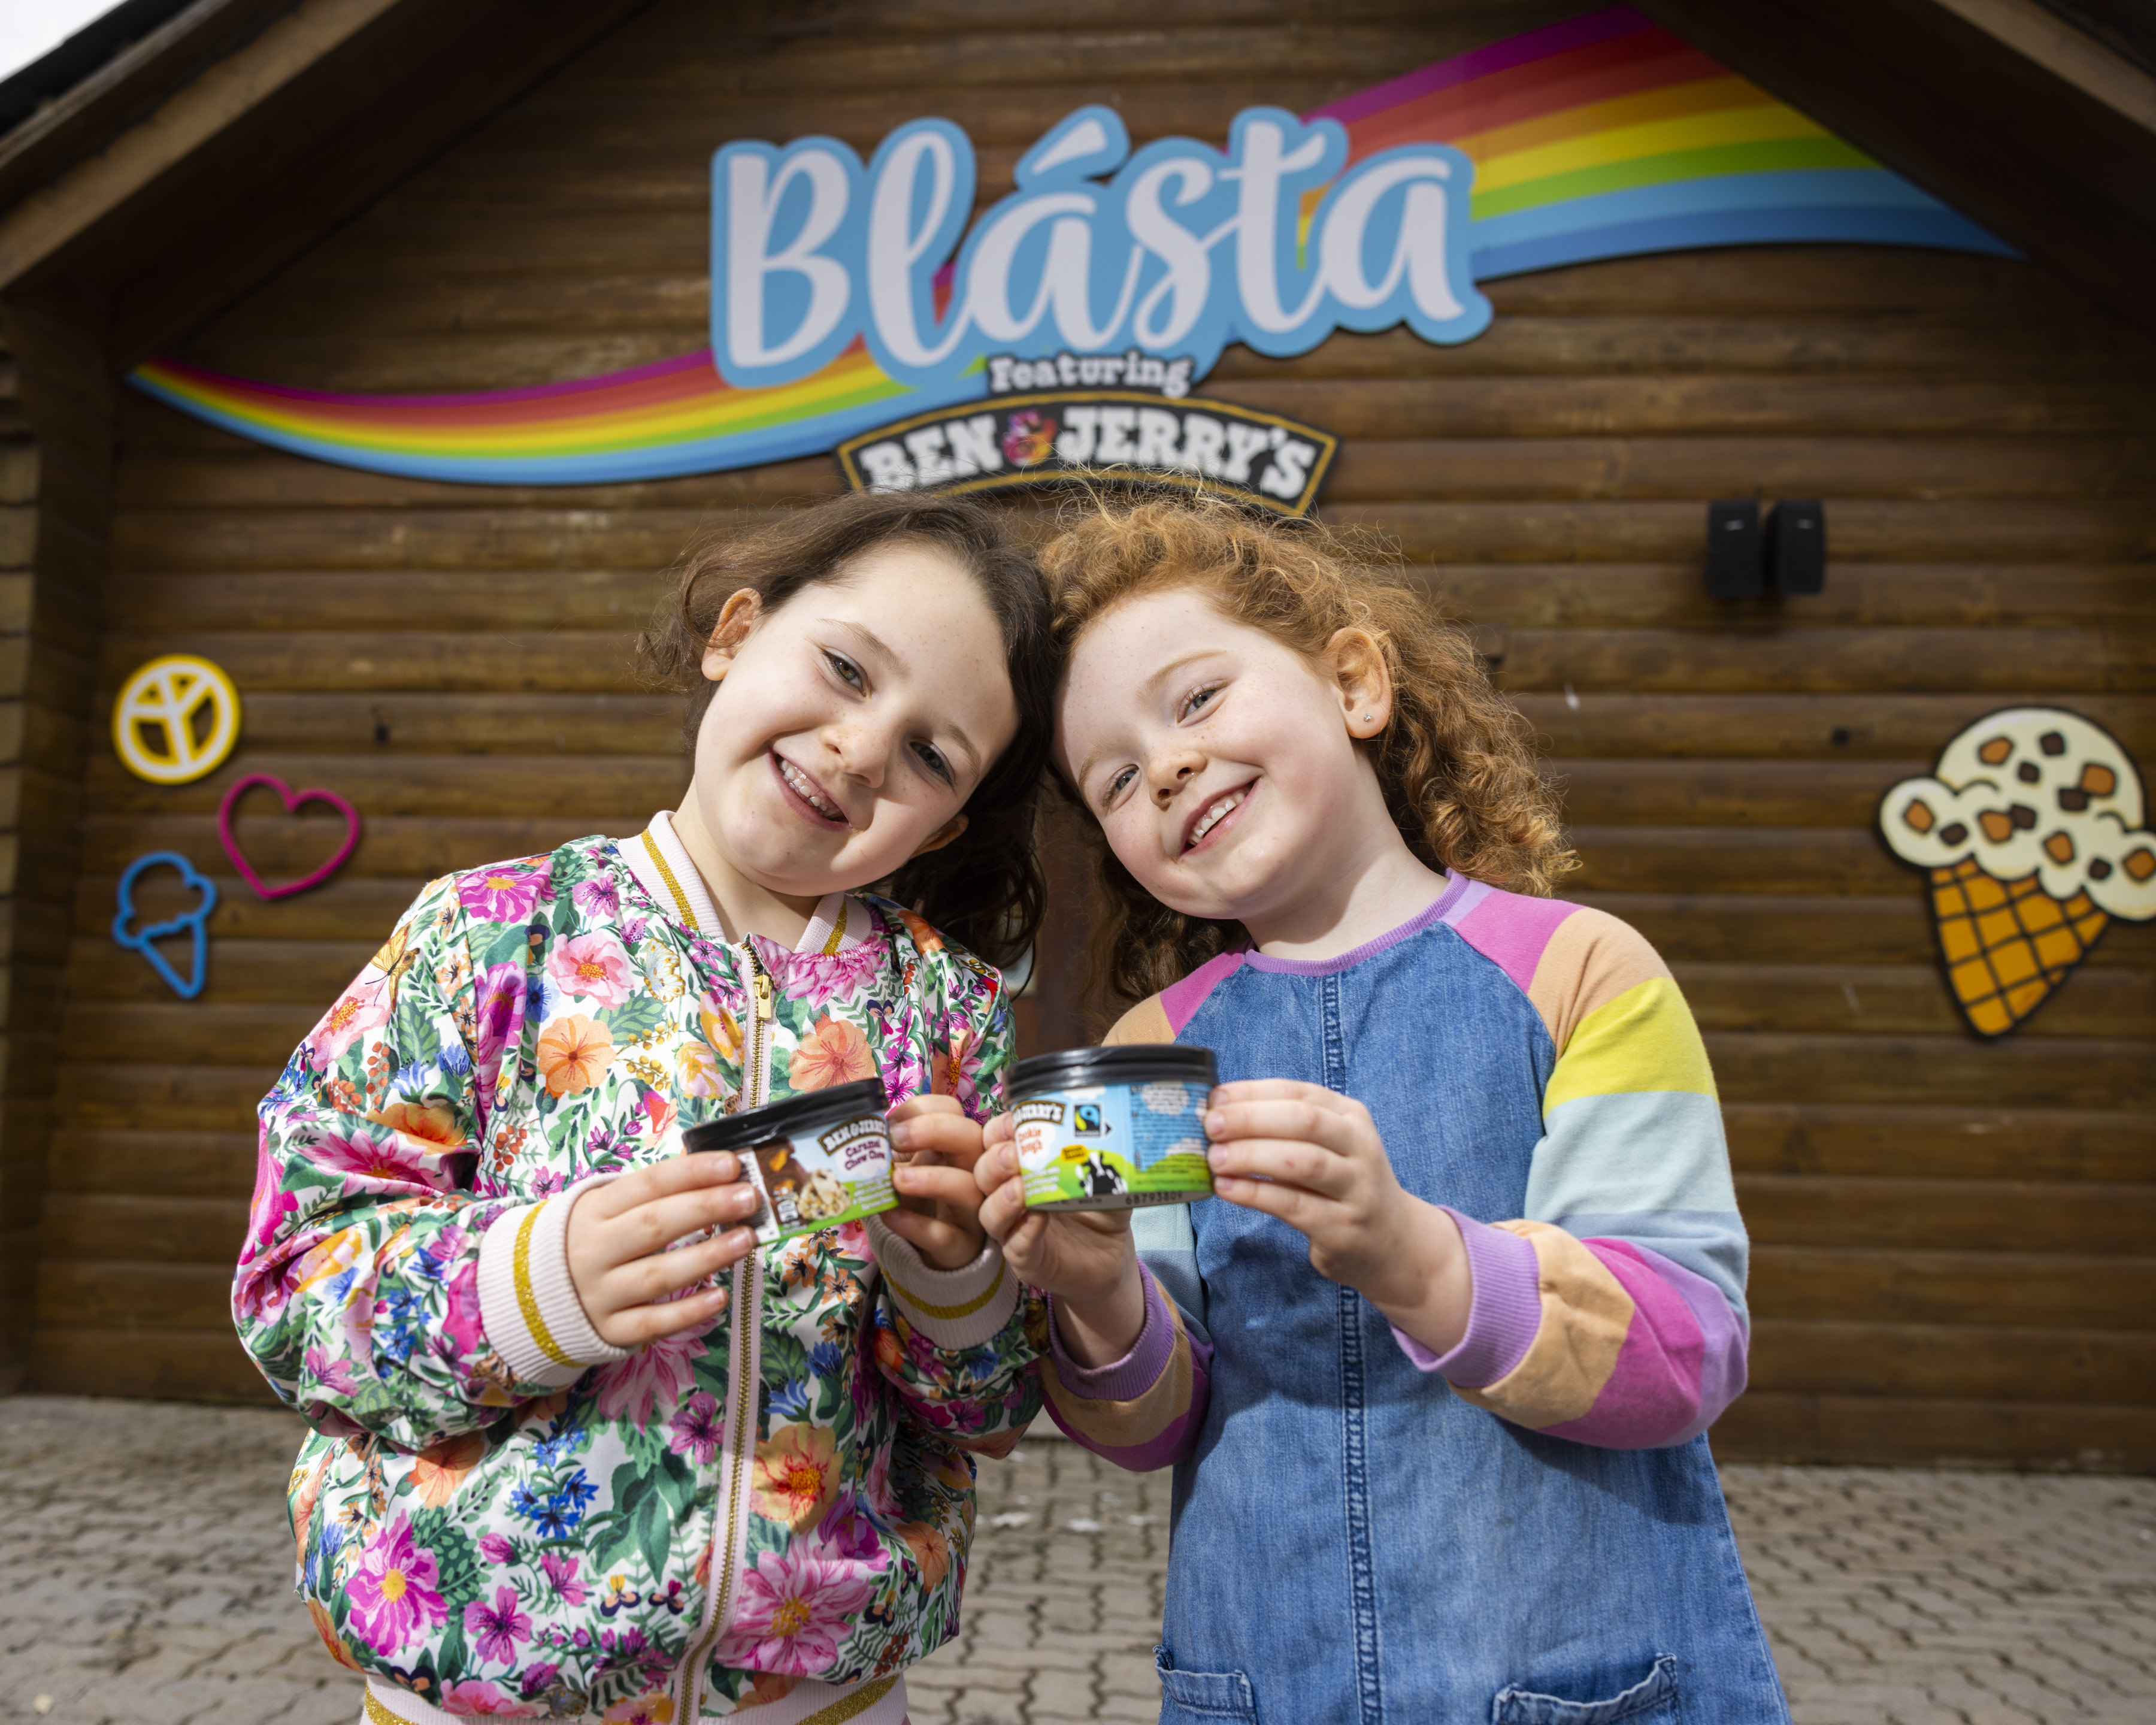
[476,1176,630,1386]
[865,1214,1018,1351]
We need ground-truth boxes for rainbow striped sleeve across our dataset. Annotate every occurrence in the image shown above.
[1041,1261,1212,1470]
[1403,891,1749,1448]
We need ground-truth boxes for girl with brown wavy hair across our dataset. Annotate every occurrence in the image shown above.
[972,497,1780,1724]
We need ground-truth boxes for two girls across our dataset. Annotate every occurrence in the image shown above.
[237,494,1054,1725]
[977,501,1789,1724]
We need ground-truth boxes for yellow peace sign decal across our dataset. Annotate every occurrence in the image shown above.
[112,655,243,785]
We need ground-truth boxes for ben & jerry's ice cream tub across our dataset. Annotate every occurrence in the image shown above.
[1010,1045,1217,1211]
[684,1078,897,1243]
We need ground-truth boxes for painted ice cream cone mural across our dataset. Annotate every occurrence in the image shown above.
[1880,709,2156,1037]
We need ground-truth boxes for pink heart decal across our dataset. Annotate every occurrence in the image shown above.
[217,773,362,900]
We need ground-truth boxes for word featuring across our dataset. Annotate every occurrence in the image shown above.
[838,392,1337,516]
[988,350,1195,398]
[713,104,1489,395]
[113,851,219,1000]
[112,654,241,785]
[217,773,363,900]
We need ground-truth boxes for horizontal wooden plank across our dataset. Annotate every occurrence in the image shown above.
[45,1131,257,1198]
[100,631,652,691]
[1678,962,2153,1039]
[1724,1102,2156,1184]
[40,1192,247,1266]
[36,1260,237,1331]
[80,815,629,879]
[1749,1246,2155,1327]
[89,752,690,818]
[69,937,376,1004]
[1738,1175,2156,1254]
[1208,374,2156,438]
[1749,1320,2156,1405]
[74,871,429,940]
[120,434,2156,514]
[1512,692,2156,758]
[62,1002,326,1067]
[1333,499,2156,564]
[1566,827,1912,894]
[1582,892,2156,969]
[28,1325,274,1403]
[1551,758,1927,826]
[1707,1031,2152,1111]
[226,692,684,755]
[56,1064,283,1133]
[109,496,2156,574]
[103,568,682,632]
[1710,1391,2156,1469]
[1492,627,2154,694]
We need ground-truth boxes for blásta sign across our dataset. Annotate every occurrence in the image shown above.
[127,9,2009,485]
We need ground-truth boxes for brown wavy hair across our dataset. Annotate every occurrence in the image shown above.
[637,491,1055,968]
[1040,495,1573,1004]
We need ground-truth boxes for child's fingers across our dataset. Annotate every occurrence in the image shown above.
[894,1161,985,1214]
[974,1139,1022,1195]
[1205,1098,1365,1160]
[598,1224,758,1311]
[977,1174,1031,1244]
[1210,1171,1336,1232]
[1206,1134,1355,1195]
[580,1152,741,1220]
[604,1282,732,1348]
[595,1181,761,1263]
[1210,1079,1350,1110]
[889,1092,964,1122]
[891,1107,986,1166]
[877,1202,984,1270]
[983,1112,1016,1148]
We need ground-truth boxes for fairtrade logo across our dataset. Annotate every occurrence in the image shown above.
[112,852,219,1000]
[111,655,242,785]
[217,773,362,900]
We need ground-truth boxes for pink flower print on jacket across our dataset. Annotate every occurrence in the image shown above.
[779,942,883,1010]
[571,874,620,922]
[540,1551,589,1606]
[347,1514,449,1654]
[305,976,393,1066]
[471,961,527,1076]
[308,1127,446,1194]
[437,1679,521,1715]
[546,932,633,1010]
[594,1326,706,1424]
[668,1390,722,1463]
[458,861,552,925]
[464,1585,533,1665]
[714,1547,879,1675]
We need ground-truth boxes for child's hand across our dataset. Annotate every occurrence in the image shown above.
[885,1094,989,1270]
[1204,1079,1472,1356]
[975,1115,1147,1366]
[565,1154,761,1348]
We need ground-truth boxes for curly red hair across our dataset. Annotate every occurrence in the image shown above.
[1041,496,1574,1005]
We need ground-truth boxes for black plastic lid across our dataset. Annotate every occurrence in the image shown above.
[684,1078,888,1153]
[1009,1043,1216,1096]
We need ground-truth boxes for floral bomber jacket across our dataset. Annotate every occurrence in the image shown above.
[234,815,1044,1723]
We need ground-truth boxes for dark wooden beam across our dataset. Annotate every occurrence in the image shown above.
[1636,0,2156,338]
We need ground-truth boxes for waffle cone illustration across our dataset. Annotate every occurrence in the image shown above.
[1881,709,2155,1039]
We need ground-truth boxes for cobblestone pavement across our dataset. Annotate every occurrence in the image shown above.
[1,1396,2150,1724]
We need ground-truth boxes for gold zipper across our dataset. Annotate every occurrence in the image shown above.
[676,939,773,1720]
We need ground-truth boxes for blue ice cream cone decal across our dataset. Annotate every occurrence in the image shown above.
[113,852,219,999]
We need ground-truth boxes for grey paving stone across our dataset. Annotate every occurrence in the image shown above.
[4,1400,2154,1724]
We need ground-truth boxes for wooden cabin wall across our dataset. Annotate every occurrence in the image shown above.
[26,0,2155,1464]
[0,305,113,1390]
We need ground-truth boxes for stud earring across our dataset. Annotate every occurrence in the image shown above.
[1362,712,1374,721]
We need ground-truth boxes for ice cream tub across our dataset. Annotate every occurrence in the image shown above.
[1009,1045,1217,1210]
[683,1078,897,1242]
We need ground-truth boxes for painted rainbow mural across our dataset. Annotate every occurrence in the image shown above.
[128,6,2009,486]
